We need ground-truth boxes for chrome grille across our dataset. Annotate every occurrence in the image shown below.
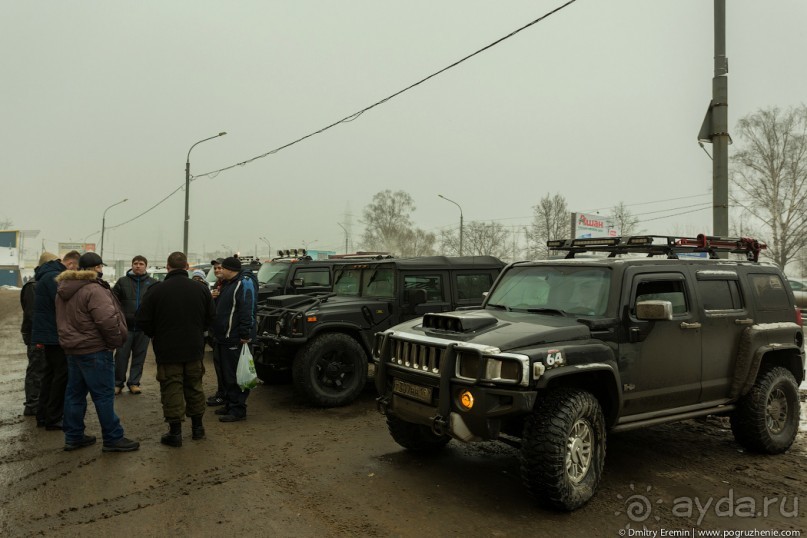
[389,338,443,375]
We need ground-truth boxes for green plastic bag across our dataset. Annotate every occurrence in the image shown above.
[236,344,259,391]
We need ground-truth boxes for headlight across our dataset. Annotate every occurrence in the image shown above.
[372,333,385,359]
[457,352,521,383]
[289,313,303,336]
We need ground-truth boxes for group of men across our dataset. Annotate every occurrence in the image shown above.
[20,250,257,452]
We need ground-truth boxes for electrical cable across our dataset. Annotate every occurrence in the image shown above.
[192,0,578,181]
[99,0,579,231]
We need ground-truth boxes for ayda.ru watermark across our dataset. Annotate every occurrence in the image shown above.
[615,484,800,526]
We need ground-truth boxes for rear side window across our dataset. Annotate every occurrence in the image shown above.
[697,280,743,310]
[748,273,790,310]
[404,275,443,302]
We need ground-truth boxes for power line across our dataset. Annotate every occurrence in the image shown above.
[99,1,579,232]
[192,0,578,181]
[638,206,711,223]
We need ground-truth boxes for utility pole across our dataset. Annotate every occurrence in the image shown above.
[698,0,729,237]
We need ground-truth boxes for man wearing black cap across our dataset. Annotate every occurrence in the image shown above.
[55,252,139,452]
[210,256,257,422]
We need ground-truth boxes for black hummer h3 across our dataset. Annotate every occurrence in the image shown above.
[373,235,805,511]
[253,256,505,407]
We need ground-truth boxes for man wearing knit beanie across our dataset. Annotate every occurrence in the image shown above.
[210,256,257,422]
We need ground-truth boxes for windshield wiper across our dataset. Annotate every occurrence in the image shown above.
[486,303,511,311]
[525,308,566,317]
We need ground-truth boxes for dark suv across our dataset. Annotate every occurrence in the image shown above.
[253,256,505,406]
[373,235,805,511]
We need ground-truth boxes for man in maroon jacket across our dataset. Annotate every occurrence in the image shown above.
[55,252,140,453]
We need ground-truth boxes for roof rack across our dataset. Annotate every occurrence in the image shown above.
[546,234,767,262]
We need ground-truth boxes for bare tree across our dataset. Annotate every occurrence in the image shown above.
[440,221,510,258]
[360,190,434,256]
[0,217,13,230]
[731,105,807,270]
[525,193,571,259]
[611,201,640,236]
[400,228,437,257]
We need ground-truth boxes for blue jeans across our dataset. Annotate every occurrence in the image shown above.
[64,351,125,445]
[115,330,150,388]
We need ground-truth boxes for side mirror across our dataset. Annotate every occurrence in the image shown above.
[403,288,427,306]
[292,278,304,287]
[636,300,673,321]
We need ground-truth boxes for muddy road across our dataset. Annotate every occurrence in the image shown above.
[0,288,805,537]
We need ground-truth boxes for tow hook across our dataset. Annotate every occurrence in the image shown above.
[431,415,448,436]
[376,396,389,415]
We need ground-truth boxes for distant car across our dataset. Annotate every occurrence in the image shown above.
[149,267,198,282]
[787,278,807,312]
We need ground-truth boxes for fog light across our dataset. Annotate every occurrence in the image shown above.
[459,390,474,410]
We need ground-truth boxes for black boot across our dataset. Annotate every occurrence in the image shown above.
[191,415,205,440]
[160,421,182,447]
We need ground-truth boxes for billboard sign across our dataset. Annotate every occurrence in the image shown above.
[57,243,96,259]
[572,212,616,239]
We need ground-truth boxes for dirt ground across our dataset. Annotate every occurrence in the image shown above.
[0,288,805,537]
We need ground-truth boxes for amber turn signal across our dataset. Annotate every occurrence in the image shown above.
[459,390,474,410]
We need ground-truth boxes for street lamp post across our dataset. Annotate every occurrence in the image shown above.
[438,194,464,256]
[336,223,349,254]
[100,198,128,259]
[259,236,272,256]
[184,131,227,254]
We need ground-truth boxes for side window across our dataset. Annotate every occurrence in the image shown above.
[749,273,790,310]
[697,280,743,310]
[404,275,444,303]
[634,279,688,315]
[456,273,494,301]
[296,269,330,287]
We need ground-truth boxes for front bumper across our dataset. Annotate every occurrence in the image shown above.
[376,363,536,442]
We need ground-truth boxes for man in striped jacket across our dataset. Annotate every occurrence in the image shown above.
[210,257,257,422]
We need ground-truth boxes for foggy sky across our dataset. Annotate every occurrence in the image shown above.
[2,1,806,263]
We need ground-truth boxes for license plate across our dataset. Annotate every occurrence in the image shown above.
[393,379,433,404]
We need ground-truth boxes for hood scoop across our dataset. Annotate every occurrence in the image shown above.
[422,312,498,333]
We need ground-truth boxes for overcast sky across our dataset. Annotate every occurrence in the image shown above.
[2,0,806,263]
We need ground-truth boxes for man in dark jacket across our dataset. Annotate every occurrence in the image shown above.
[32,250,80,430]
[19,253,55,417]
[55,252,139,452]
[206,258,226,407]
[137,251,215,446]
[211,256,256,422]
[112,255,156,395]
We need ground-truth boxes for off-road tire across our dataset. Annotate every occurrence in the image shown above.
[730,366,800,454]
[387,415,451,453]
[520,388,606,511]
[292,333,367,407]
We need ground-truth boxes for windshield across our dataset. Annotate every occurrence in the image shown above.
[257,261,291,286]
[333,266,394,298]
[486,266,611,316]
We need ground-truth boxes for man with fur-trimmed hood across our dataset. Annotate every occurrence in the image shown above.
[55,252,140,453]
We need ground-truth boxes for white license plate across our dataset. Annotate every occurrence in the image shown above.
[393,379,433,404]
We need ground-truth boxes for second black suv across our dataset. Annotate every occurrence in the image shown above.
[253,256,505,406]
[374,235,805,511]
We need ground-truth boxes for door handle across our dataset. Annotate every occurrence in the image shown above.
[734,318,754,326]
[680,322,702,330]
